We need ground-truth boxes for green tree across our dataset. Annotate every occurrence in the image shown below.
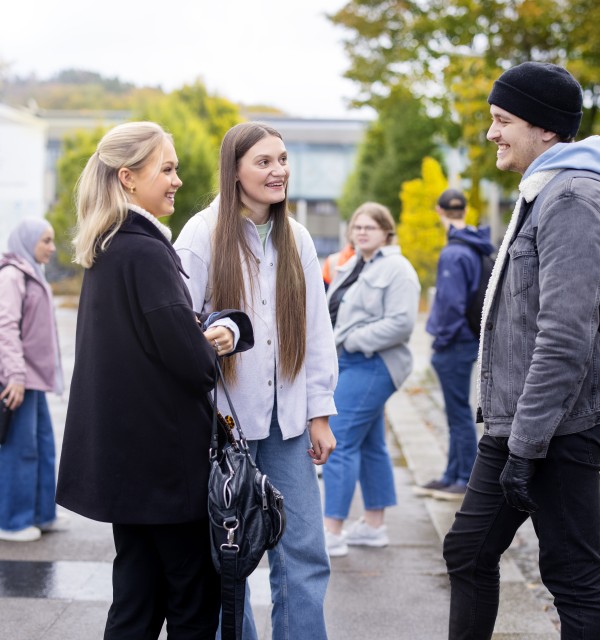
[329,0,600,199]
[338,85,442,221]
[173,81,242,150]
[133,92,222,237]
[47,128,105,267]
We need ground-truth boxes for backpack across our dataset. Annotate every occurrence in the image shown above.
[448,239,494,339]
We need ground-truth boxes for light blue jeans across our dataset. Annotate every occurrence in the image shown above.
[323,350,397,519]
[233,400,330,640]
[0,390,57,530]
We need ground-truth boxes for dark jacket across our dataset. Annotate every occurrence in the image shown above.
[426,225,495,351]
[56,213,220,524]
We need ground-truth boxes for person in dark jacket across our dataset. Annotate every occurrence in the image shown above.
[416,190,495,500]
[56,121,251,640]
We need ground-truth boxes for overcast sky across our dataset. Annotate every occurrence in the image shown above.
[2,0,373,120]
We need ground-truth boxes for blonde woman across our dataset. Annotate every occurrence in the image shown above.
[175,122,338,640]
[56,122,250,639]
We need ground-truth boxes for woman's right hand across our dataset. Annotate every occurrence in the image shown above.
[1,381,25,410]
[204,326,235,356]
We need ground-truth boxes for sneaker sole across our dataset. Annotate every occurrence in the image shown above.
[346,538,389,548]
[412,486,439,497]
[431,490,466,501]
[0,531,41,542]
[327,546,349,557]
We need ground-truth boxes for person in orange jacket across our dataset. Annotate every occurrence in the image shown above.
[322,241,355,291]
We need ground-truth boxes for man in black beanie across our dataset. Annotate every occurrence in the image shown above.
[443,61,600,638]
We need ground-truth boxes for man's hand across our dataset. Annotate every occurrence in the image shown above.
[307,417,336,465]
[499,453,538,513]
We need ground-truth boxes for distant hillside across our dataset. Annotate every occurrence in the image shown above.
[1,69,165,109]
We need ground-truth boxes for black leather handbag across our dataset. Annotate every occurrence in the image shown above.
[208,359,286,640]
[0,385,14,446]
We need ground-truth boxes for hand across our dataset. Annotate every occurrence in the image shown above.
[204,327,234,356]
[307,417,336,465]
[499,453,538,513]
[0,381,25,411]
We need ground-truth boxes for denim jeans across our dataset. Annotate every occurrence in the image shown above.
[0,390,57,530]
[431,339,479,485]
[323,350,397,519]
[237,400,330,640]
[443,430,600,639]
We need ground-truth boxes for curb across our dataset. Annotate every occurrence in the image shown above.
[386,376,559,639]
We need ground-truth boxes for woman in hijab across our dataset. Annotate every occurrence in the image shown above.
[0,217,65,542]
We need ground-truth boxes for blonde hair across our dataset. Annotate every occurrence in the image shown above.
[212,122,306,382]
[73,121,173,268]
[350,202,396,245]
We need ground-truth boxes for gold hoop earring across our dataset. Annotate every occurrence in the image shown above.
[130,186,136,194]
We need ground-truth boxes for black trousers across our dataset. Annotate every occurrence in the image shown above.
[443,428,600,640]
[104,520,220,640]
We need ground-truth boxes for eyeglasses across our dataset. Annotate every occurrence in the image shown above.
[352,225,381,232]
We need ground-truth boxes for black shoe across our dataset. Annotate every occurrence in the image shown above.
[412,479,449,497]
[431,483,467,501]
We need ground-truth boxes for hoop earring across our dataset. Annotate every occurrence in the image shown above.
[130,186,136,194]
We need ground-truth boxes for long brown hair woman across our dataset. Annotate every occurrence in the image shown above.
[175,122,338,640]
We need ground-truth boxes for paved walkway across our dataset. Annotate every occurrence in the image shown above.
[0,302,559,639]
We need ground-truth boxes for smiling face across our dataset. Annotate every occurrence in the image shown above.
[236,135,289,220]
[126,138,182,218]
[487,105,555,175]
[33,227,56,264]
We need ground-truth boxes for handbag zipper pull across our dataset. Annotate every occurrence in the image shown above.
[261,475,268,510]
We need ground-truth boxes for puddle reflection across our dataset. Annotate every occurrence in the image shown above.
[0,560,112,601]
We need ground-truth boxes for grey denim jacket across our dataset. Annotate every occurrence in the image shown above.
[481,170,600,458]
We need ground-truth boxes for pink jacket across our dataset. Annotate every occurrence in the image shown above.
[0,254,62,392]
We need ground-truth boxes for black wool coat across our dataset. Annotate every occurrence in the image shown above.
[56,213,218,524]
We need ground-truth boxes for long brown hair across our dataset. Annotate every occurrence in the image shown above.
[212,122,306,382]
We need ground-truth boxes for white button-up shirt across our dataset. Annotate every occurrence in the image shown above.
[174,198,338,440]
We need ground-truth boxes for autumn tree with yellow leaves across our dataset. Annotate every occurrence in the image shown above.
[398,157,479,293]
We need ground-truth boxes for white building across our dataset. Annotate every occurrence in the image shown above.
[0,105,48,250]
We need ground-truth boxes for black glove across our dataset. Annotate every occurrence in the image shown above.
[499,453,538,513]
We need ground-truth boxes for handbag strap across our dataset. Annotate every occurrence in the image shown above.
[210,357,249,454]
[211,357,248,640]
[220,546,246,640]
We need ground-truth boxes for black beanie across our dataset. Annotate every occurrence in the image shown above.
[488,62,583,138]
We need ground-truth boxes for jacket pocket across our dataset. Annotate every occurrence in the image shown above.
[507,234,538,296]
[353,278,386,317]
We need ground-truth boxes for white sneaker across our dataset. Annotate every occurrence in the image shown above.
[0,526,42,542]
[39,512,71,533]
[325,529,348,557]
[345,518,389,548]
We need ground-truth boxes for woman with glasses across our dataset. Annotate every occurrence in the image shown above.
[323,202,420,557]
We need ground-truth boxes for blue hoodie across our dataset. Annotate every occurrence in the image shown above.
[426,225,496,350]
[524,135,600,178]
